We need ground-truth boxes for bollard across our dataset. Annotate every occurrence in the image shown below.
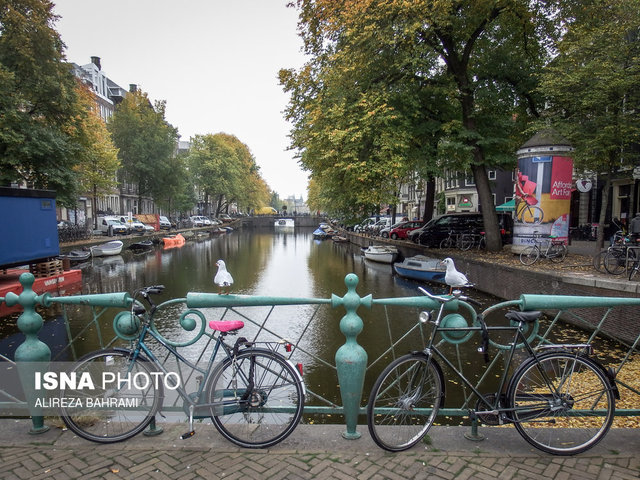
[4,273,51,433]
[331,273,372,439]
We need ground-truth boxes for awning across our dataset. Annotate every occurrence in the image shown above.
[496,199,515,212]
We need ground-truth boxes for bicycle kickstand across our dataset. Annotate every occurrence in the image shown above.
[181,404,196,440]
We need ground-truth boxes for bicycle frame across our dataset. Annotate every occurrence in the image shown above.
[418,299,602,423]
[126,316,249,418]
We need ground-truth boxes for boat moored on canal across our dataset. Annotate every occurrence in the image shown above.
[90,240,123,257]
[392,255,446,283]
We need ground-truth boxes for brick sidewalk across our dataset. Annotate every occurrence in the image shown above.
[1,422,639,479]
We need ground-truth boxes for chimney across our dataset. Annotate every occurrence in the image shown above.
[90,56,101,70]
[129,84,137,93]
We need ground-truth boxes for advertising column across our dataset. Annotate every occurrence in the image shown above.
[512,132,574,253]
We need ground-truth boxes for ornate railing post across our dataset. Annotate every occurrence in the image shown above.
[331,273,372,439]
[4,272,51,433]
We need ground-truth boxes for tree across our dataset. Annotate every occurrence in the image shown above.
[188,133,270,216]
[284,0,552,250]
[108,89,178,212]
[539,0,640,251]
[71,82,120,228]
[154,148,197,217]
[0,0,85,205]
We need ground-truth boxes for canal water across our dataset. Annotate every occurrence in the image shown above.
[0,228,625,422]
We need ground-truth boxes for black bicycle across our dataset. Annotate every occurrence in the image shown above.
[367,288,617,455]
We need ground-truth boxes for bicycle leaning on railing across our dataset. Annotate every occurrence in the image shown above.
[366,287,618,455]
[57,285,305,447]
[519,235,567,265]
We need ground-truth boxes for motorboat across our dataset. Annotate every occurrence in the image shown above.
[332,235,349,243]
[128,240,154,252]
[90,240,124,257]
[58,249,91,263]
[362,245,399,264]
[313,222,338,239]
[392,255,446,282]
[275,218,295,228]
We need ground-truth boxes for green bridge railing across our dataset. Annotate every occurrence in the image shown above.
[1,271,639,437]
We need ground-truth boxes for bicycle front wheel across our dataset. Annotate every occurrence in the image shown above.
[367,353,443,452]
[207,348,304,448]
[519,246,539,266]
[507,352,615,455]
[604,250,626,275]
[548,244,568,263]
[59,349,164,443]
[459,234,474,251]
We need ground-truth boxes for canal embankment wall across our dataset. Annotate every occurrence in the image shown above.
[347,232,640,345]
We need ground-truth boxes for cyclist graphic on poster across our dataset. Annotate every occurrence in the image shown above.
[515,169,544,224]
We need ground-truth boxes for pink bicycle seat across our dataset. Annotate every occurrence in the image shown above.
[209,320,244,333]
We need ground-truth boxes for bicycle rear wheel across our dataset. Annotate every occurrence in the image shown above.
[593,250,608,272]
[604,250,626,275]
[519,246,539,265]
[507,352,615,455]
[548,244,568,263]
[629,261,639,281]
[459,234,474,251]
[367,353,443,452]
[207,348,304,448]
[59,349,163,443]
[439,237,452,249]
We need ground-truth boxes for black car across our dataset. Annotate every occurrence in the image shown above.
[416,212,513,247]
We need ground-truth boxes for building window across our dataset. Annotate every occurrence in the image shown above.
[465,171,475,186]
[488,170,496,180]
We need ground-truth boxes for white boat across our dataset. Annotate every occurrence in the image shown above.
[393,255,446,283]
[275,218,295,228]
[362,245,399,264]
[90,240,123,257]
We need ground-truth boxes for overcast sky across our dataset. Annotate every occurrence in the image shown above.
[52,0,309,199]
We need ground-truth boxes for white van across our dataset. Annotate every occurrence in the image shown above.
[97,216,128,235]
[117,215,146,233]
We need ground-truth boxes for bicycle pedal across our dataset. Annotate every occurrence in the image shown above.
[180,430,195,440]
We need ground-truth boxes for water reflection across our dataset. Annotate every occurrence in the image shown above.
[1,230,502,407]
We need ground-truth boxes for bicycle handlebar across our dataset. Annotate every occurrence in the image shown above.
[419,286,481,308]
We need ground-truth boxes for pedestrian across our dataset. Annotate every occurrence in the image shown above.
[629,213,640,243]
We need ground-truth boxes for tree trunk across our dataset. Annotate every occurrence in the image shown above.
[423,178,435,223]
[92,184,98,230]
[596,174,612,254]
[471,163,501,251]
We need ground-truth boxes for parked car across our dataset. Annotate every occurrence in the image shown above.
[189,215,212,227]
[389,220,425,240]
[379,221,405,238]
[189,215,204,227]
[416,212,513,247]
[158,215,172,230]
[116,215,146,234]
[219,214,233,223]
[97,216,128,236]
[408,219,435,243]
[368,218,392,236]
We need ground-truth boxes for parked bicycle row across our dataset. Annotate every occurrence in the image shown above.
[53,284,621,457]
[593,230,640,280]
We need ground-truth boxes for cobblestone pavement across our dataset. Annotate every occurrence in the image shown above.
[1,421,639,479]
